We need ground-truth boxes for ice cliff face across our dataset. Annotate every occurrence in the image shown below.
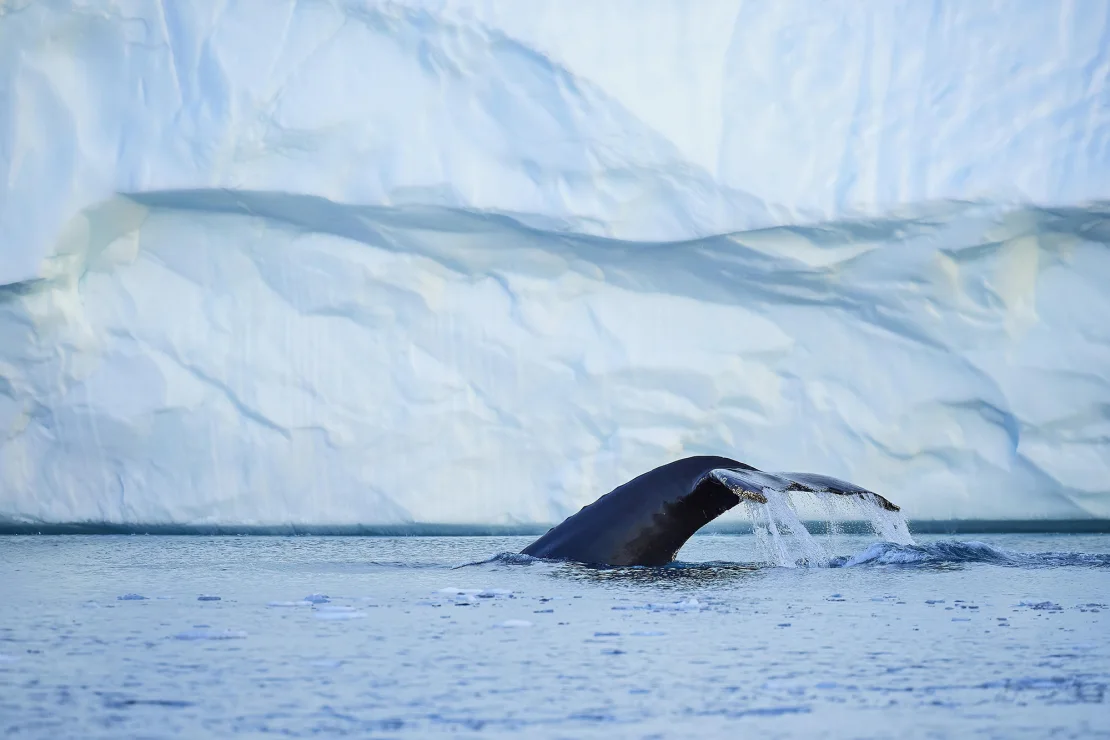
[2,1,1109,525]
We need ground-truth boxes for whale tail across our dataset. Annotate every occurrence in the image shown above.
[522,456,899,566]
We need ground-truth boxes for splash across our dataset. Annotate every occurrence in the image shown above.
[728,483,915,567]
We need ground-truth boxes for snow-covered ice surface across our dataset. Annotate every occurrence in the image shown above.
[2,1,1110,526]
[2,534,1108,738]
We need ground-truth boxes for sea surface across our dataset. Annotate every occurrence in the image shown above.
[2,533,1108,738]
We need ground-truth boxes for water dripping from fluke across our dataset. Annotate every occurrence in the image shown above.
[736,485,915,568]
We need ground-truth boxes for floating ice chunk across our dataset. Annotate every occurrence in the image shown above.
[647,598,703,612]
[495,620,532,628]
[313,611,367,621]
[197,595,221,601]
[117,594,147,601]
[478,589,513,598]
[594,631,621,637]
[267,600,313,607]
[174,629,247,640]
[304,594,330,604]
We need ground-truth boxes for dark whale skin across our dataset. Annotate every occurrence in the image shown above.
[521,456,754,567]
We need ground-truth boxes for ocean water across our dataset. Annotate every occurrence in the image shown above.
[1,533,1108,738]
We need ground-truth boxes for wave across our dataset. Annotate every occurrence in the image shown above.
[831,540,1110,568]
[465,540,1110,571]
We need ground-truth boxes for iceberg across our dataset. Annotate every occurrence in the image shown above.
[1,1,1108,526]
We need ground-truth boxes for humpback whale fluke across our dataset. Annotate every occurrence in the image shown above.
[521,456,898,566]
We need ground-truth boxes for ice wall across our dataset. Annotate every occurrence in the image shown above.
[3,193,1108,525]
[2,1,1109,525]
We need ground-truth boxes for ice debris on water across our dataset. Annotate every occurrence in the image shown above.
[313,611,367,621]
[495,620,532,628]
[649,598,703,612]
[438,587,513,598]
[173,629,247,641]
[117,594,147,601]
[615,597,706,613]
[197,595,221,601]
[304,594,330,604]
[478,589,513,598]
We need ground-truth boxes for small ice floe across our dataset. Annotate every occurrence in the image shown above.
[647,597,703,612]
[495,620,532,628]
[533,609,554,614]
[478,589,513,599]
[313,611,367,621]
[267,601,313,607]
[117,594,147,601]
[594,631,620,637]
[1019,601,1063,611]
[613,597,705,613]
[173,629,247,641]
[197,596,221,602]
[313,605,366,621]
[304,594,330,604]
